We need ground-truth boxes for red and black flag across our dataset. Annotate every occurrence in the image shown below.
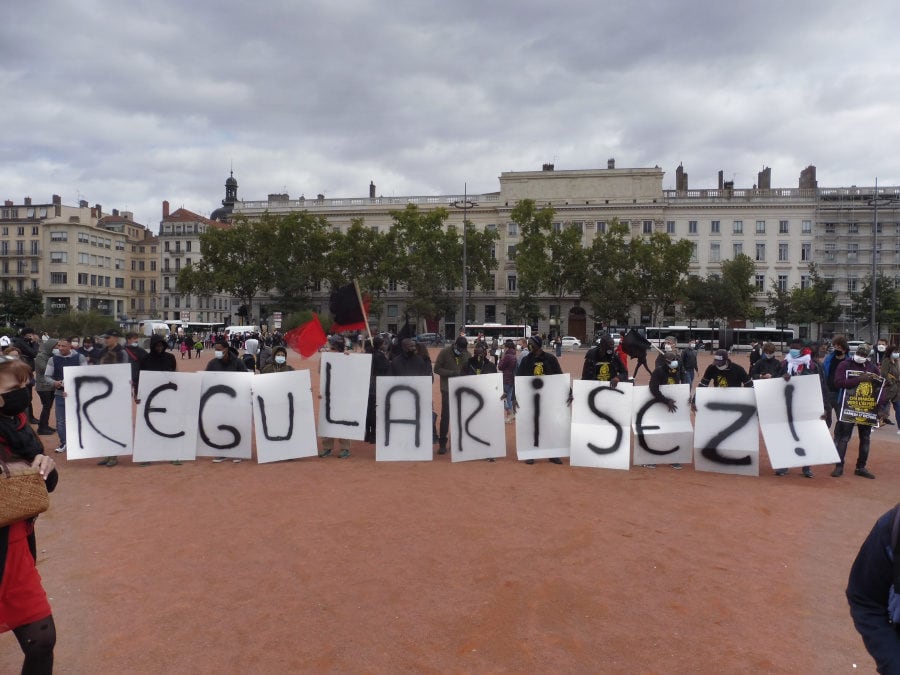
[621,328,652,359]
[330,282,369,333]
[284,313,327,358]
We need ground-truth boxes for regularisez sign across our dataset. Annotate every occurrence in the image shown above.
[64,354,839,474]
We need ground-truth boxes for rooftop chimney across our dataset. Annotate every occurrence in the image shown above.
[369,181,376,198]
[757,167,771,190]
[3,200,12,207]
[799,165,817,189]
[676,164,688,192]
[24,197,31,206]
[162,200,170,218]
[607,158,615,169]
[542,163,554,171]
[112,208,119,217]
[718,170,724,190]
[52,195,61,205]
[79,199,88,208]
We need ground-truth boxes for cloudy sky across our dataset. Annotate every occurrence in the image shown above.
[3,0,899,229]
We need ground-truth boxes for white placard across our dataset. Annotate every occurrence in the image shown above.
[376,376,433,461]
[133,371,201,462]
[448,373,507,462]
[754,376,839,469]
[693,387,759,476]
[252,370,318,463]
[317,352,371,441]
[64,363,134,460]
[196,372,254,460]
[514,374,572,460]
[631,384,693,466]
[570,381,633,470]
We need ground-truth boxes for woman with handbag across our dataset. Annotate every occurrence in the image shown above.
[0,356,58,673]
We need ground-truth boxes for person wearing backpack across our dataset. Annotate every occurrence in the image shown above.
[847,504,900,672]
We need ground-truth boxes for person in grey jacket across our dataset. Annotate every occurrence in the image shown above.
[33,338,58,436]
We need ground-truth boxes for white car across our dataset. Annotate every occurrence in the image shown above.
[560,336,582,349]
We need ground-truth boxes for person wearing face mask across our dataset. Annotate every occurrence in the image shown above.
[582,334,628,386]
[682,340,698,388]
[260,346,293,374]
[750,342,781,380]
[319,335,356,459]
[653,336,684,375]
[461,342,497,376]
[832,343,883,478]
[140,334,177,373]
[872,338,889,367]
[76,336,97,365]
[879,344,900,432]
[645,348,686,470]
[0,356,59,675]
[32,338,58,436]
[11,327,39,425]
[823,335,850,429]
[206,338,248,463]
[516,335,565,465]
[697,349,752,389]
[44,337,88,454]
[364,335,391,443]
[775,339,826,478]
[433,336,470,454]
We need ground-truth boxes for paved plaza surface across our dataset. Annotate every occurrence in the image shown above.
[3,347,893,672]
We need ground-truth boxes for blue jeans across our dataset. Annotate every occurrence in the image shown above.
[503,383,515,412]
[54,394,67,446]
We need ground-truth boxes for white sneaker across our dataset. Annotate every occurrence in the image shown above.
[212,457,227,463]
[232,458,242,463]
[54,444,66,453]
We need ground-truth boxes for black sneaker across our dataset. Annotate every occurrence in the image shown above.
[548,457,563,465]
[802,467,813,478]
[525,459,535,465]
[37,427,55,436]
[318,449,332,458]
[831,465,843,477]
[437,445,448,455]
[774,468,788,476]
[854,467,876,479]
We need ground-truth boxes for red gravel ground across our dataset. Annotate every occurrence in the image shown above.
[1,347,892,672]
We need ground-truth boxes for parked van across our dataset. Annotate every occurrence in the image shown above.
[224,325,260,338]
[139,321,170,339]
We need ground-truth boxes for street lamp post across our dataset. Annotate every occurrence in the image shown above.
[452,185,477,334]
[869,179,900,344]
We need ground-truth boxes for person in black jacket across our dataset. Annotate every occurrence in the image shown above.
[140,334,177,373]
[582,334,627,385]
[749,342,781,380]
[12,327,39,424]
[516,335,564,465]
[389,338,431,377]
[364,335,391,443]
[205,339,248,373]
[847,505,900,673]
[461,342,497,376]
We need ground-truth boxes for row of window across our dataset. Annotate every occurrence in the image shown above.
[0,241,40,255]
[2,260,37,274]
[703,241,812,263]
[163,240,193,252]
[1,208,49,220]
[160,223,207,234]
[1,225,41,235]
[50,273,126,288]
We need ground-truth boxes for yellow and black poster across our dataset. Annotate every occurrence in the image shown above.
[838,370,885,426]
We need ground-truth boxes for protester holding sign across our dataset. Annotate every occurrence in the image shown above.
[832,343,883,479]
[0,356,59,674]
[461,342,496,376]
[582,334,628,386]
[516,335,564,465]
[880,345,900,432]
[434,337,469,454]
[319,335,354,459]
[774,338,826,478]
[646,352,685,470]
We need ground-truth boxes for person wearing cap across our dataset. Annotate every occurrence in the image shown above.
[516,335,564,465]
[96,329,128,366]
[319,335,353,459]
[697,349,752,389]
[832,343,882,479]
[775,338,826,478]
[260,346,293,374]
[433,336,470,454]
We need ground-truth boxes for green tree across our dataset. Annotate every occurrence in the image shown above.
[386,204,460,327]
[584,219,636,326]
[31,310,118,339]
[717,254,758,323]
[682,274,720,325]
[177,217,275,321]
[765,282,793,347]
[268,211,334,312]
[630,232,694,326]
[0,288,44,326]
[325,218,392,318]
[849,272,900,337]
[790,264,841,339]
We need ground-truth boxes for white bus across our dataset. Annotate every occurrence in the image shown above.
[463,323,532,345]
[645,325,795,351]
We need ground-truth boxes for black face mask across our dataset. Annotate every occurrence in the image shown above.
[0,386,31,416]
[834,350,844,358]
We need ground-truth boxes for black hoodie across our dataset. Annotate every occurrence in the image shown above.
[140,334,177,372]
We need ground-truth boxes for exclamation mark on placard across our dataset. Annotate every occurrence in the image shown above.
[784,383,806,456]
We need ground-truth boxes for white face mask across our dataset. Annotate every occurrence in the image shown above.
[664,344,673,352]
[716,363,728,370]
[853,355,867,364]
[71,342,80,349]
[129,342,139,347]
[214,350,225,359]
[52,348,60,356]
[892,353,900,360]
[688,343,695,350]
[274,355,286,364]
[877,344,887,352]
[668,360,679,369]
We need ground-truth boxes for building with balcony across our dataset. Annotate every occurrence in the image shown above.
[97,211,160,323]
[158,201,231,325]
[230,162,898,341]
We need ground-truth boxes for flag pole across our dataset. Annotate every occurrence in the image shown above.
[352,279,373,344]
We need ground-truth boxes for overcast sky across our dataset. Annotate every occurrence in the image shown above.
[3,0,899,230]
